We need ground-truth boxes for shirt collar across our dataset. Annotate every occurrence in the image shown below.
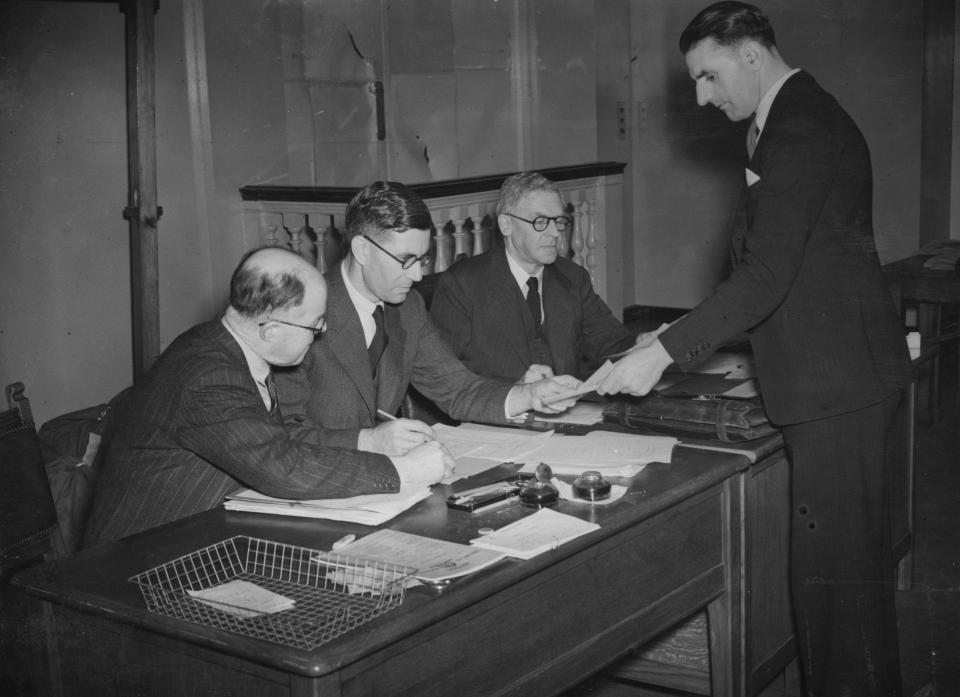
[754,68,800,134]
[341,263,382,345]
[505,248,544,291]
[221,314,271,387]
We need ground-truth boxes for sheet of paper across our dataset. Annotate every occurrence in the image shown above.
[187,579,294,619]
[721,378,759,399]
[539,360,615,406]
[517,430,676,472]
[433,423,552,462]
[469,508,600,560]
[325,529,506,583]
[223,486,432,526]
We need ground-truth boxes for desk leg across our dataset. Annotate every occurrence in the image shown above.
[707,474,745,697]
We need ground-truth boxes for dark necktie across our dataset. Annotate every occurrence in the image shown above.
[747,118,759,159]
[368,305,387,375]
[265,373,279,415]
[526,277,542,329]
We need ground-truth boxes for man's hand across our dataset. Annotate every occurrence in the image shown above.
[358,418,436,456]
[390,440,456,485]
[634,319,679,349]
[596,339,674,397]
[506,375,582,416]
[519,364,555,384]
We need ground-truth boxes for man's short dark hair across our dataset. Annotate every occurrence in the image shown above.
[229,247,306,317]
[496,171,563,217]
[344,181,433,242]
[679,1,776,54]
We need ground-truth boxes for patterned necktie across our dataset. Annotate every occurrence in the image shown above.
[747,118,759,159]
[526,277,542,328]
[368,305,387,376]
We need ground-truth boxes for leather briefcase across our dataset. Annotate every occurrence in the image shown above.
[602,393,775,442]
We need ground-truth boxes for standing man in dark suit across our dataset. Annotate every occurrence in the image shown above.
[430,171,635,383]
[598,3,911,695]
[275,181,578,457]
[83,247,452,547]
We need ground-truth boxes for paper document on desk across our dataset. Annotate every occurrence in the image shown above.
[433,423,554,478]
[469,508,600,559]
[518,430,677,477]
[320,529,506,583]
[223,486,432,526]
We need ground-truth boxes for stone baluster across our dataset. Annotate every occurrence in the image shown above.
[432,212,451,273]
[261,212,285,248]
[469,204,485,256]
[582,195,599,287]
[569,197,586,267]
[451,208,469,263]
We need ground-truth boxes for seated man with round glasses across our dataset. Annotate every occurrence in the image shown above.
[275,180,580,459]
[431,171,635,384]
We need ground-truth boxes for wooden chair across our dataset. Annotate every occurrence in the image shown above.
[0,382,58,581]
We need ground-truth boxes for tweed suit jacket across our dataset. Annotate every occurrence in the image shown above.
[83,319,398,547]
[275,263,514,441]
[660,71,911,425]
[430,245,635,382]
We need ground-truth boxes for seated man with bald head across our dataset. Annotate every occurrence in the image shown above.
[83,247,451,547]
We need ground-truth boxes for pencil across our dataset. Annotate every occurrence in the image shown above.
[376,408,398,421]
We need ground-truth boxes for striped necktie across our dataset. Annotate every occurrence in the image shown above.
[747,118,759,159]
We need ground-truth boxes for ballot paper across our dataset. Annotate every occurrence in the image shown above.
[538,360,616,407]
[187,579,295,619]
[319,529,506,584]
[518,430,677,477]
[223,486,432,526]
[469,508,600,560]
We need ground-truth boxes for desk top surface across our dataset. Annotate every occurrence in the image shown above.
[16,442,755,679]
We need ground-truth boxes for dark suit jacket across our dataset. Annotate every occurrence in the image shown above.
[275,264,514,441]
[660,71,911,425]
[83,320,398,547]
[429,245,635,382]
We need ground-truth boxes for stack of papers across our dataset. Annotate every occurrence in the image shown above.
[435,423,676,480]
[323,529,506,584]
[187,579,295,619]
[469,508,600,560]
[223,486,432,526]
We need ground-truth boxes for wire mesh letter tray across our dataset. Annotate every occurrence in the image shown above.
[130,535,414,650]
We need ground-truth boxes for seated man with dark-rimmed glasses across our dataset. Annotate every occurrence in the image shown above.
[275,180,579,459]
[431,171,635,384]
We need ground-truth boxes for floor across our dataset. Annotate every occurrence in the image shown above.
[566,360,960,697]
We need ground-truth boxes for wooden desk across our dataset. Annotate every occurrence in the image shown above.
[16,448,749,697]
[884,253,960,311]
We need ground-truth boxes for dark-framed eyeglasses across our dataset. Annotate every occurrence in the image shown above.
[504,212,572,232]
[363,234,431,270]
[258,317,327,335]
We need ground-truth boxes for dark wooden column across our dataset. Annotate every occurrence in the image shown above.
[121,0,161,382]
[920,0,956,247]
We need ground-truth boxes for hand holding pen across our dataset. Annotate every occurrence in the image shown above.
[357,408,438,457]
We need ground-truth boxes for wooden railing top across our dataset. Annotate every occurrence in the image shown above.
[239,161,626,203]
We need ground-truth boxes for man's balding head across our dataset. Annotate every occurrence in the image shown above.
[230,247,322,318]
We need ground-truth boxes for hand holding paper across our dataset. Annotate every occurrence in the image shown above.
[596,340,674,397]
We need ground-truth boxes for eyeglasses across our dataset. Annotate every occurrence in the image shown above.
[504,212,572,232]
[363,235,431,270]
[258,317,327,335]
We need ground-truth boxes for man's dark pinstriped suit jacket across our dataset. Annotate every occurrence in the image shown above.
[82,319,399,547]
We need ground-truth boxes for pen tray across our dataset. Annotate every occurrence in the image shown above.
[129,535,414,650]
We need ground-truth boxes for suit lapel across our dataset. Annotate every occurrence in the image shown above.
[324,266,378,417]
[485,248,534,367]
[541,265,574,353]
